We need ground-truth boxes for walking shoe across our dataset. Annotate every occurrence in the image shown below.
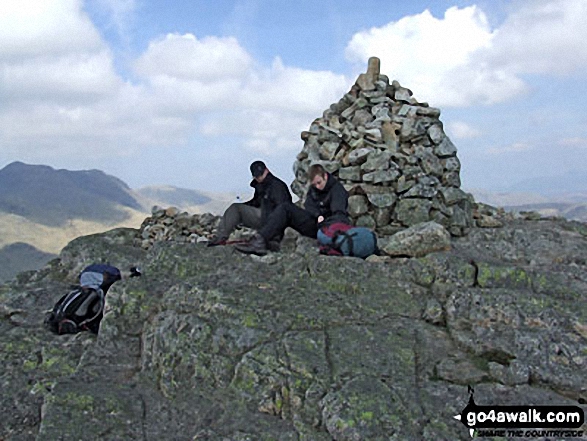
[235,234,268,256]
[207,236,228,247]
[267,239,281,252]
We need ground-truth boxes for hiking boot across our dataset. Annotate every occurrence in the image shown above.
[235,234,268,256]
[207,235,228,247]
[267,239,281,252]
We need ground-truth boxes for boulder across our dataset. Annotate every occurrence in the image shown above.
[381,221,451,257]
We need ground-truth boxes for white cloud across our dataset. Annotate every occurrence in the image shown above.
[488,0,587,75]
[0,1,348,161]
[197,57,349,154]
[1,51,121,103]
[447,121,482,140]
[0,0,103,60]
[345,0,587,108]
[134,33,254,83]
[487,142,533,154]
[558,137,587,149]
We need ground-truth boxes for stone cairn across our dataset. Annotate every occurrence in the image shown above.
[138,206,260,250]
[138,207,217,249]
[292,57,474,236]
[136,58,514,250]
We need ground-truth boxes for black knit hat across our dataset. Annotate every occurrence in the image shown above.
[250,160,266,178]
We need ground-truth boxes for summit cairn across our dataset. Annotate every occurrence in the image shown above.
[291,57,474,236]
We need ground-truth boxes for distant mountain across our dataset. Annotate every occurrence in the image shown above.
[470,188,587,222]
[136,185,211,208]
[0,162,239,281]
[135,185,235,216]
[502,201,587,222]
[506,170,587,195]
[0,161,142,227]
[0,242,56,283]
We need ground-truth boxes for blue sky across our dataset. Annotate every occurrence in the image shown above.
[0,0,586,196]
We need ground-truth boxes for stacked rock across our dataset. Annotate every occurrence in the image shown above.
[292,57,474,236]
[137,206,220,249]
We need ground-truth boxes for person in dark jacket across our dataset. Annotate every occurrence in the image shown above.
[236,164,349,255]
[208,161,292,246]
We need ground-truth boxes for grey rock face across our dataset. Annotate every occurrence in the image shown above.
[291,58,471,236]
[1,216,587,440]
[2,214,587,440]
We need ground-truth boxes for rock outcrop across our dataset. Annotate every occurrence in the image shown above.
[1,216,586,440]
[292,57,473,236]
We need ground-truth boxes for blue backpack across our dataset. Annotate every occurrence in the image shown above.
[317,223,378,259]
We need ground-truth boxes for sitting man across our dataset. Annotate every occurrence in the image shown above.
[208,160,292,246]
[236,164,349,255]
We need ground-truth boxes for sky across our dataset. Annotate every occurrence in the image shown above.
[1,0,586,196]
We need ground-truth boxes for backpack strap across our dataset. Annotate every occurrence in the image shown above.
[333,231,354,256]
[77,289,105,330]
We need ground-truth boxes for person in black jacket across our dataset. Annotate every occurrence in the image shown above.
[208,161,292,246]
[236,164,349,255]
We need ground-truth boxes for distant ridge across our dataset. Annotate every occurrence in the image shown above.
[505,169,587,195]
[136,185,211,208]
[0,242,56,283]
[0,161,142,226]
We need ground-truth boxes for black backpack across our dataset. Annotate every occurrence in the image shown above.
[44,264,122,335]
[44,287,105,334]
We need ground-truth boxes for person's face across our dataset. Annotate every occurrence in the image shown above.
[254,168,269,183]
[311,173,327,190]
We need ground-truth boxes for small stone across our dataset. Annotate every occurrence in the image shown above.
[416,107,441,118]
[361,150,393,172]
[396,199,432,226]
[418,150,443,177]
[311,160,340,174]
[338,166,362,182]
[404,176,440,199]
[396,176,415,193]
[476,215,503,228]
[442,172,461,187]
[364,128,382,142]
[443,157,461,172]
[363,169,399,184]
[319,141,340,160]
[434,137,457,157]
[356,214,376,229]
[348,195,369,217]
[398,105,417,117]
[348,147,373,165]
[351,109,374,127]
[395,87,412,102]
[428,125,444,144]
[365,190,397,208]
[349,138,365,149]
[439,187,469,205]
[373,207,391,226]
[165,207,180,217]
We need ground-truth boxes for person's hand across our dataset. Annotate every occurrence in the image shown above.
[317,216,324,223]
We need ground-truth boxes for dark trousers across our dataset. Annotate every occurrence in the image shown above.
[259,202,318,242]
[217,203,262,238]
